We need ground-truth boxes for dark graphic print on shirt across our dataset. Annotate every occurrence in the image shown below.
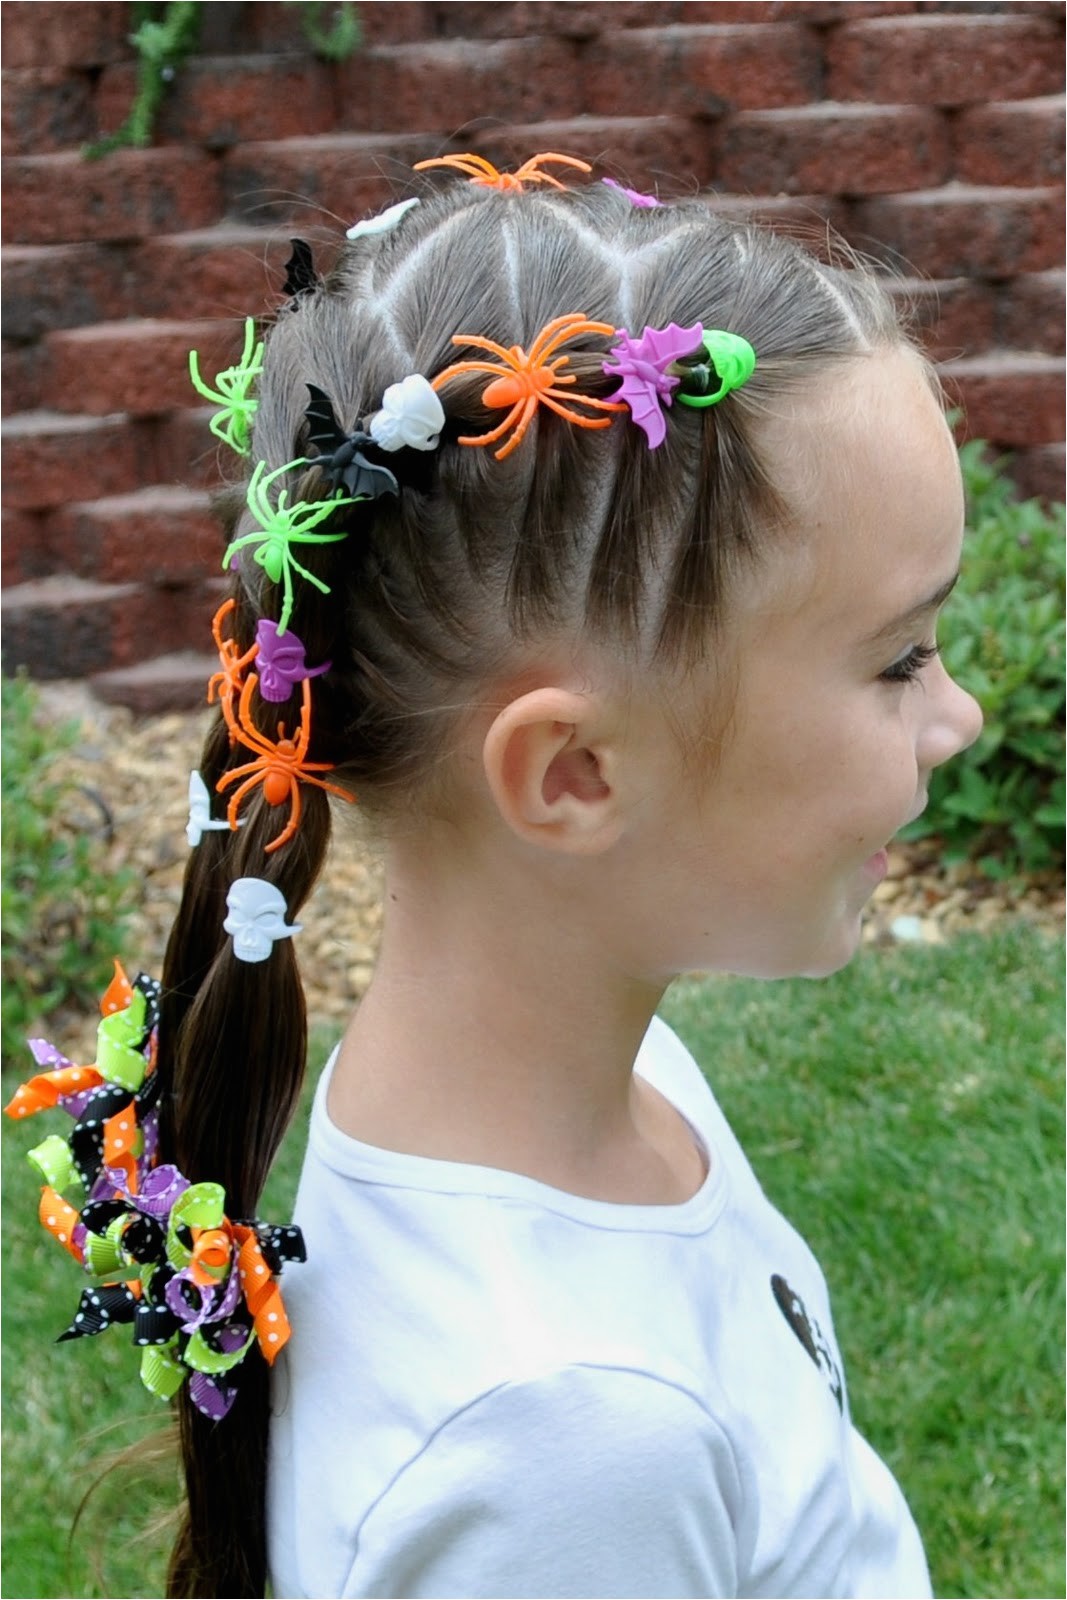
[771,1273,844,1414]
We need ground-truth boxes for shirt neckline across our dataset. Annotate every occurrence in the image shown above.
[307,1038,730,1237]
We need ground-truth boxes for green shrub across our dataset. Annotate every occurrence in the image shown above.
[1,676,136,1067]
[904,441,1065,875]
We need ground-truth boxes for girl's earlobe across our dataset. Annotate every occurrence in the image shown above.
[482,689,625,855]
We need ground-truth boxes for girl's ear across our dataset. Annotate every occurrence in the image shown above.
[482,688,626,855]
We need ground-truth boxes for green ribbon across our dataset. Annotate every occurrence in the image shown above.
[184,1325,255,1376]
[28,1134,79,1193]
[82,1216,128,1277]
[165,1182,227,1273]
[96,989,148,1092]
[140,1341,186,1400]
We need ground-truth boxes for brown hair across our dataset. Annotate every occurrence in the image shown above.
[159,178,907,1595]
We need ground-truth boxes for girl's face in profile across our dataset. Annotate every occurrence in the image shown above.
[638,348,983,981]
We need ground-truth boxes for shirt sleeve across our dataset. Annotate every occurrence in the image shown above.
[345,1364,743,1599]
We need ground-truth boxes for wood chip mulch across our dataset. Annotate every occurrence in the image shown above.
[34,686,1064,1057]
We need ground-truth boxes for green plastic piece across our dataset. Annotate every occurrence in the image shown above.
[189,316,265,456]
[675,330,756,409]
[222,459,355,636]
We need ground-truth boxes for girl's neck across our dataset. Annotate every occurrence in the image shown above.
[327,841,705,1205]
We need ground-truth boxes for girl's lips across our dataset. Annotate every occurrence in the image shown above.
[864,848,889,881]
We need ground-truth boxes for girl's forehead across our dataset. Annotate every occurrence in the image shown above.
[737,351,964,636]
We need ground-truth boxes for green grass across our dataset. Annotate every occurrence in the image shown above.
[2,925,1063,1598]
[662,924,1064,1600]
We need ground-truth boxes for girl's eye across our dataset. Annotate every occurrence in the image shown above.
[879,643,940,685]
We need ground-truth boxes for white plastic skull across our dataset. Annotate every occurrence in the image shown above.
[223,878,302,964]
[366,374,445,453]
[187,770,240,849]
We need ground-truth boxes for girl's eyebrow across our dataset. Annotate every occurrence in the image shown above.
[864,571,960,647]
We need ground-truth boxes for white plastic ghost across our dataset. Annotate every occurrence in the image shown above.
[186,770,242,849]
[366,374,445,453]
[346,197,420,240]
[224,878,302,964]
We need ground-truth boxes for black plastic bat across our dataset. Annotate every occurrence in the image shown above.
[283,239,319,300]
[304,384,399,500]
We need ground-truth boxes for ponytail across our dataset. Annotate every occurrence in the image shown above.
[159,638,335,1597]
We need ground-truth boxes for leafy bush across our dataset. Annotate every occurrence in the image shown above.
[1,676,136,1066]
[904,442,1065,874]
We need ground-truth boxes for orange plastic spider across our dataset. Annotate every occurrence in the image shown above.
[216,673,354,853]
[431,313,627,460]
[207,598,258,741]
[413,152,591,193]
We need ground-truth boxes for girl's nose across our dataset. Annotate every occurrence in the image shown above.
[919,662,984,773]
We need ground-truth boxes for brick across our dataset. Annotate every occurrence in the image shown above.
[428,3,657,38]
[49,487,223,585]
[1005,442,1065,504]
[2,148,223,246]
[827,15,1064,106]
[131,226,316,320]
[851,186,1065,278]
[941,353,1065,448]
[249,0,433,48]
[341,37,581,132]
[717,104,950,196]
[151,407,231,492]
[1,341,42,416]
[0,3,132,70]
[682,1,918,15]
[46,318,247,418]
[95,54,336,151]
[996,270,1066,356]
[92,650,218,714]
[222,134,428,228]
[2,243,132,339]
[578,24,821,118]
[471,117,718,192]
[1,67,95,155]
[953,96,1065,188]
[1,411,148,510]
[0,572,226,678]
[0,508,52,585]
[886,276,997,360]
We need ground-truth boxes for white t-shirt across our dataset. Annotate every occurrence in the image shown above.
[267,1017,930,1599]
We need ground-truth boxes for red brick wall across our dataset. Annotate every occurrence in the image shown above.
[2,0,1063,705]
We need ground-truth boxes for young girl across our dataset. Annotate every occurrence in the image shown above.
[12,154,983,1598]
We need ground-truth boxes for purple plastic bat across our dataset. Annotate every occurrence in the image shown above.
[254,619,331,701]
[602,178,663,209]
[602,321,704,448]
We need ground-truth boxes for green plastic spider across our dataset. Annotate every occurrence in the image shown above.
[223,459,355,635]
[189,316,265,456]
